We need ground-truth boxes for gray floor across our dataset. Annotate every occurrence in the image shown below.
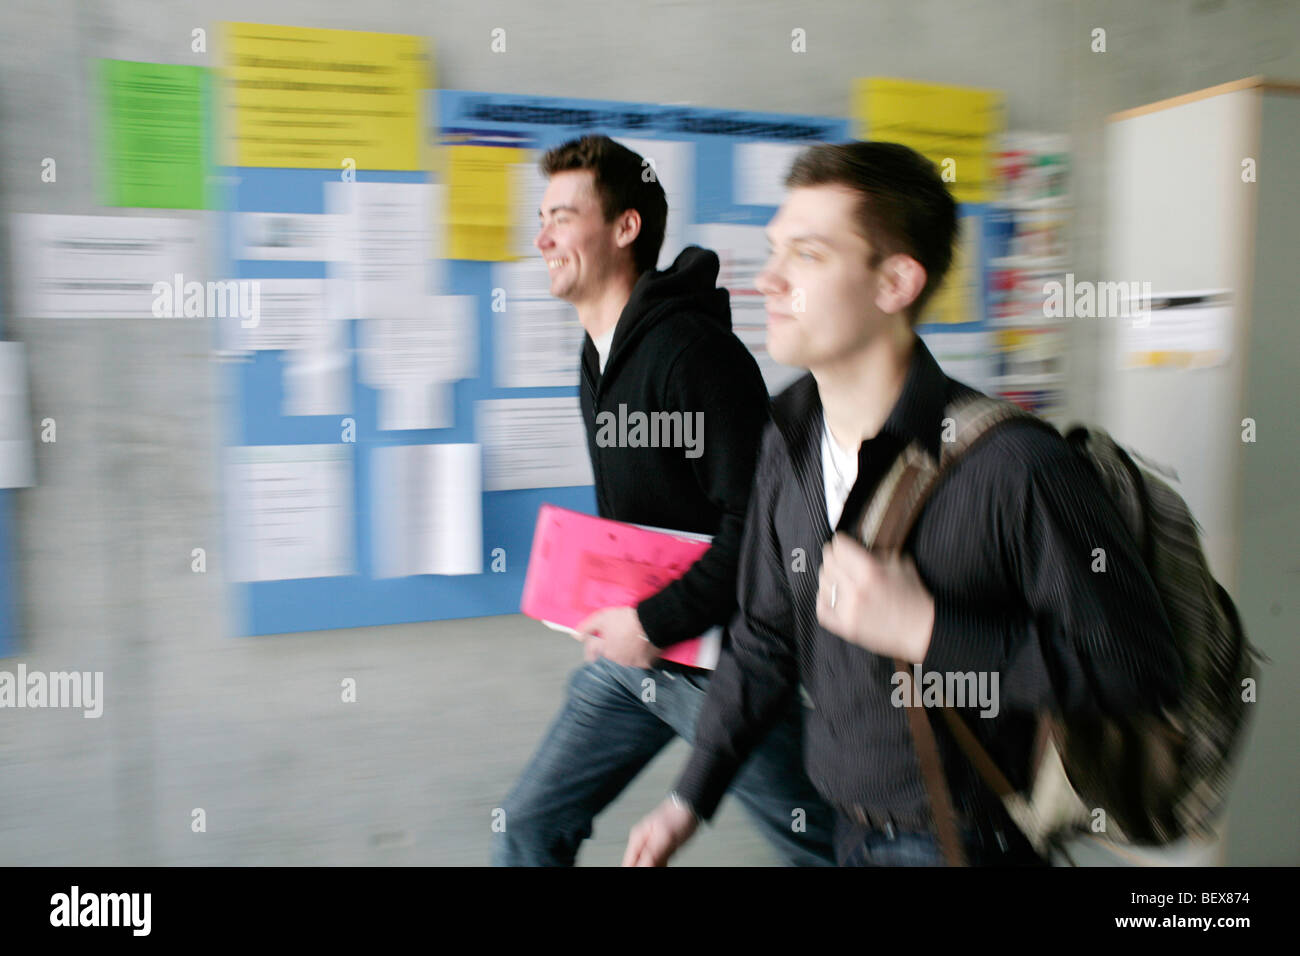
[0,612,778,866]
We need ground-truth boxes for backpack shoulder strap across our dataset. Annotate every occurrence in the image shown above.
[864,393,1051,865]
[871,393,1039,552]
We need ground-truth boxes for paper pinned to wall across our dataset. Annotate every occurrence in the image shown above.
[495,255,553,301]
[511,159,549,258]
[495,299,584,388]
[1121,291,1233,369]
[493,258,582,388]
[226,444,354,582]
[357,294,475,430]
[854,78,1003,203]
[99,59,209,209]
[222,22,427,170]
[613,137,694,269]
[235,212,342,262]
[447,145,516,260]
[371,443,482,577]
[225,278,326,352]
[919,213,981,326]
[733,141,805,206]
[326,275,358,322]
[476,397,594,491]
[376,381,453,431]
[0,342,35,489]
[357,294,477,390]
[428,183,447,270]
[919,331,995,392]
[9,214,204,320]
[282,316,351,417]
[325,181,439,318]
[692,222,802,394]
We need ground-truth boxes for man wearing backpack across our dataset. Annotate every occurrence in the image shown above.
[623,141,1184,867]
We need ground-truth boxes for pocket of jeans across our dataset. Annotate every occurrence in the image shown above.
[876,832,946,867]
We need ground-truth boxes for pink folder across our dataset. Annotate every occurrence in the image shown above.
[521,504,723,669]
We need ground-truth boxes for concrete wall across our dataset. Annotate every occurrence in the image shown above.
[1,0,1296,865]
[1228,88,1300,866]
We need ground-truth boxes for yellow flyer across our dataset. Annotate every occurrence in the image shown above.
[222,22,430,170]
[446,145,516,261]
[854,78,1003,203]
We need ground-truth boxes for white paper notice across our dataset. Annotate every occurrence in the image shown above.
[692,222,802,394]
[326,274,358,322]
[0,342,35,489]
[494,258,583,388]
[371,443,482,577]
[477,397,594,491]
[512,160,549,258]
[1121,292,1233,369]
[9,214,203,320]
[734,142,805,207]
[428,183,447,274]
[358,295,475,387]
[357,294,475,428]
[376,382,453,431]
[235,212,342,261]
[496,253,553,301]
[226,445,354,582]
[227,278,326,352]
[325,181,439,318]
[282,317,351,417]
[919,331,995,392]
[614,138,694,270]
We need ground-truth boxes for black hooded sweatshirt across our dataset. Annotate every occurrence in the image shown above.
[578,246,770,651]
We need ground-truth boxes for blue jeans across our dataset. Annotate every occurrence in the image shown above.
[832,811,1048,867]
[493,657,836,866]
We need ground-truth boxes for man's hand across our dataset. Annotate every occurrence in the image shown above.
[576,606,660,669]
[622,797,699,866]
[816,533,935,664]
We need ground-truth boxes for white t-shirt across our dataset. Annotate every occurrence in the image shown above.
[592,327,617,373]
[821,412,859,529]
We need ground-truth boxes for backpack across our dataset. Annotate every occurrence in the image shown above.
[860,393,1260,866]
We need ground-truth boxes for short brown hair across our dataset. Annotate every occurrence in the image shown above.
[540,135,668,276]
[785,141,958,324]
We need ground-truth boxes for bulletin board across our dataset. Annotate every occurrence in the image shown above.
[222,84,847,637]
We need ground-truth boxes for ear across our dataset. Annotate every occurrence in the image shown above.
[873,254,928,317]
[614,208,642,250]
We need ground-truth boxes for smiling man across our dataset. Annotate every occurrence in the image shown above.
[491,134,835,867]
[624,141,1181,867]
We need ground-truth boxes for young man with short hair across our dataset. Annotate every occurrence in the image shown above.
[624,141,1182,867]
[492,134,835,867]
